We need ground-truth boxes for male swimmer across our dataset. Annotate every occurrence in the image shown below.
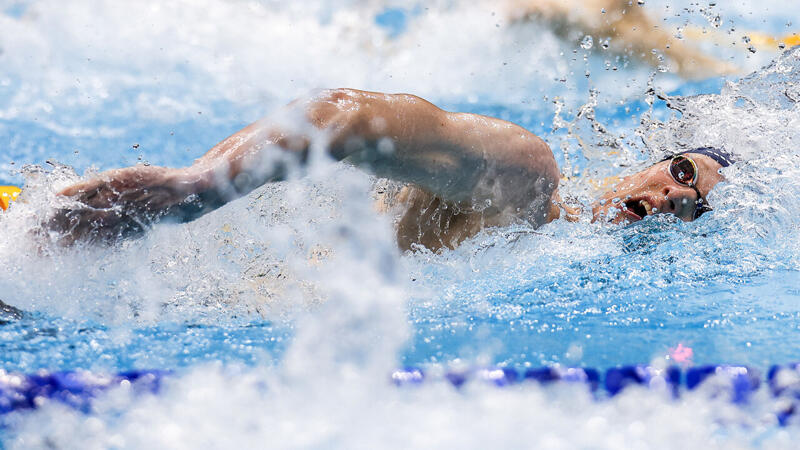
[47,89,732,251]
[503,0,737,79]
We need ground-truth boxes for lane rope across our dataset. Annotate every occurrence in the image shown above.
[0,186,21,212]
[1,364,798,425]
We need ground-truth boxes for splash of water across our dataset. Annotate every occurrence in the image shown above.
[2,1,800,448]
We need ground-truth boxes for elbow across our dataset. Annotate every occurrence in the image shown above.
[305,88,361,128]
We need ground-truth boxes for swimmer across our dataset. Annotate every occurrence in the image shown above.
[503,0,738,79]
[49,89,732,251]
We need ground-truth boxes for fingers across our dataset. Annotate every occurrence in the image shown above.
[550,192,582,222]
[59,166,160,197]
[50,166,180,246]
[48,204,147,246]
[58,167,160,207]
[561,202,581,217]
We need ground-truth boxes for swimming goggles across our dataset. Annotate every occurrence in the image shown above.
[668,155,713,220]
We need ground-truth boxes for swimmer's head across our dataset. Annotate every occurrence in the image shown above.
[591,147,734,224]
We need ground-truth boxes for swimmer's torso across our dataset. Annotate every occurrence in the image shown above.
[373,182,550,252]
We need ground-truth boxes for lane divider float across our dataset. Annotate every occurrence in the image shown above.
[0,186,21,212]
[0,364,797,425]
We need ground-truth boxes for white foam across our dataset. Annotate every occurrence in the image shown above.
[2,0,794,130]
[6,364,800,449]
[3,1,800,448]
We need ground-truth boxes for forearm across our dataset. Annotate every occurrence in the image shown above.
[55,88,559,244]
[164,120,310,221]
[177,89,491,209]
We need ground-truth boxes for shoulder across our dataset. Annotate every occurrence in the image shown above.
[447,112,558,181]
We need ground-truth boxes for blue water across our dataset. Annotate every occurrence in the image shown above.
[3,0,800,447]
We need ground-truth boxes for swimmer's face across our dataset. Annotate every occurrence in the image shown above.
[591,153,724,223]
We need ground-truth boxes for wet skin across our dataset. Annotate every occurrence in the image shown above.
[52,89,725,250]
[591,153,725,224]
[52,89,560,250]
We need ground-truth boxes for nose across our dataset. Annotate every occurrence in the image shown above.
[661,186,697,219]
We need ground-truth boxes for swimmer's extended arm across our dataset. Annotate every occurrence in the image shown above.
[54,89,560,243]
[189,89,559,209]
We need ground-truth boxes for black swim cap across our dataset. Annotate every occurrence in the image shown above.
[676,147,736,168]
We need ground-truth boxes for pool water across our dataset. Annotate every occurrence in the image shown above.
[3,0,800,448]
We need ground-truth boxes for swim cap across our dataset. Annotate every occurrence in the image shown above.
[0,186,21,211]
[676,147,736,168]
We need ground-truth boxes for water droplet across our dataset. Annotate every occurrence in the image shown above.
[580,35,594,49]
[748,45,757,54]
[637,0,645,5]
[779,42,787,50]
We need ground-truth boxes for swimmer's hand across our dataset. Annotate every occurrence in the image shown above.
[561,202,581,223]
[547,192,581,223]
[50,166,200,245]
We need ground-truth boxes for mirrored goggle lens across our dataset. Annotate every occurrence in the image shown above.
[669,157,697,185]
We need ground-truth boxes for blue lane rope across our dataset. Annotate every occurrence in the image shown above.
[0,370,168,415]
[1,364,799,425]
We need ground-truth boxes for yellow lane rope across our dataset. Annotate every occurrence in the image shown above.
[0,186,21,211]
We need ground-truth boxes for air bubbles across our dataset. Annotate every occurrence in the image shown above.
[581,35,594,50]
[377,137,395,155]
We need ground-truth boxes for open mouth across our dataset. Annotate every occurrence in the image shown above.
[623,198,653,221]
